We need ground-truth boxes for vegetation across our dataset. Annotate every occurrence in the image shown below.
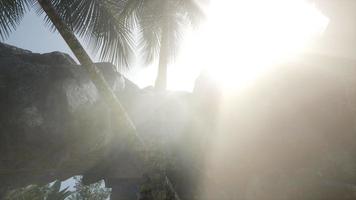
[0,0,136,67]
[130,0,206,90]
[5,181,72,200]
[139,140,179,200]
[68,177,111,200]
[5,177,111,200]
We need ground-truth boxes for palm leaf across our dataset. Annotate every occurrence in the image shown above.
[37,0,138,69]
[0,0,32,40]
[1,0,139,68]
[135,0,207,65]
[178,0,207,27]
[136,0,163,65]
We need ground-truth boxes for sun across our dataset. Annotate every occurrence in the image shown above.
[168,0,329,91]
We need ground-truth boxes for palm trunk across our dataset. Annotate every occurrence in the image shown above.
[37,0,139,143]
[154,24,169,91]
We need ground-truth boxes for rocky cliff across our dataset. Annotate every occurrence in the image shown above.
[0,42,204,199]
[0,42,147,198]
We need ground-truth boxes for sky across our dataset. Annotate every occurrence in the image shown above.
[5,10,75,58]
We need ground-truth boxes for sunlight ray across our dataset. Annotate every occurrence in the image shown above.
[169,0,329,92]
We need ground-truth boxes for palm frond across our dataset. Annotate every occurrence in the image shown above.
[178,0,207,27]
[36,0,138,69]
[135,0,170,65]
[0,0,32,40]
[136,0,163,65]
[136,0,206,65]
[165,17,184,63]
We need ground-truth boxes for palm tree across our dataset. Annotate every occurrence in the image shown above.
[0,1,181,198]
[0,0,140,145]
[131,0,206,91]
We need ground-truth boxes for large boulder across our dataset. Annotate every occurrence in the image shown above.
[0,42,198,199]
[0,42,144,194]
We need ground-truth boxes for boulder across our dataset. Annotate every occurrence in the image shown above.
[0,42,143,194]
[0,42,196,199]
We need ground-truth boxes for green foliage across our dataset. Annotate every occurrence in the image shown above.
[138,140,178,200]
[5,181,72,200]
[132,0,207,65]
[0,0,31,40]
[5,185,46,200]
[67,176,111,200]
[139,172,176,200]
[46,0,136,67]
[5,177,111,200]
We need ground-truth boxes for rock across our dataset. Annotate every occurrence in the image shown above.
[0,42,142,193]
[0,43,32,57]
[0,42,194,199]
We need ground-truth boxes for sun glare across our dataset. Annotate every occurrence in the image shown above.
[168,0,329,91]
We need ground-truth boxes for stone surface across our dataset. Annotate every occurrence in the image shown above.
[0,42,196,199]
[0,42,143,194]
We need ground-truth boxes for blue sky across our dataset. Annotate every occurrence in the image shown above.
[5,10,76,59]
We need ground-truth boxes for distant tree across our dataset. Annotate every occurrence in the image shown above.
[129,0,206,90]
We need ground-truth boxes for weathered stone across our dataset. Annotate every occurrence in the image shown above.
[0,43,143,194]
